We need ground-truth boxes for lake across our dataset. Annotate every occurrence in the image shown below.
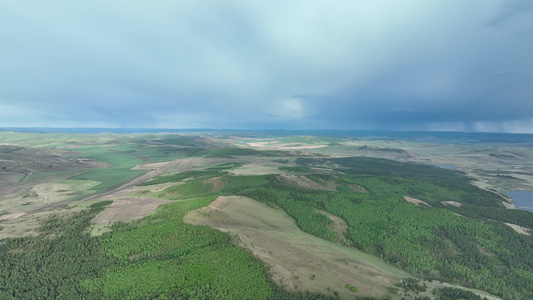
[507,190,533,213]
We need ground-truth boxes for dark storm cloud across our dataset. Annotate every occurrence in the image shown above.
[0,1,532,132]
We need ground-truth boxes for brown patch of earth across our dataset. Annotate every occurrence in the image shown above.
[184,196,408,299]
[277,175,337,191]
[453,212,466,218]
[423,281,503,300]
[92,197,170,224]
[504,222,531,235]
[247,141,279,147]
[442,201,462,207]
[404,197,429,206]
[501,200,515,209]
[0,212,26,221]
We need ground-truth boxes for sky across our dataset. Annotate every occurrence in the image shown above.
[1,1,533,132]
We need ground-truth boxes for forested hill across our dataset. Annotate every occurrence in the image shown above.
[224,156,533,299]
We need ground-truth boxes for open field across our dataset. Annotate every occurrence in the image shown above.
[0,144,95,187]
[0,178,100,215]
[68,145,146,193]
[0,198,108,239]
[92,197,170,225]
[0,210,59,239]
[0,171,159,238]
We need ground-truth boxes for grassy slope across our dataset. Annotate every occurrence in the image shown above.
[185,195,408,299]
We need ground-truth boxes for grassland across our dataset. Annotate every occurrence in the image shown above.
[91,197,170,227]
[67,145,145,193]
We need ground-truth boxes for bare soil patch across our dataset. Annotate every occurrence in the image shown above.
[423,281,503,300]
[404,196,429,206]
[504,222,531,235]
[0,212,26,221]
[453,212,466,218]
[247,141,279,147]
[501,200,515,209]
[442,201,462,207]
[184,196,408,299]
[92,197,170,224]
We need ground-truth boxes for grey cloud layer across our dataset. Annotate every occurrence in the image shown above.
[1,0,532,132]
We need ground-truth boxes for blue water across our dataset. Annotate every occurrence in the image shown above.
[507,190,533,213]
[435,165,457,169]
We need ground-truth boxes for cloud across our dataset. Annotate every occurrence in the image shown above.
[0,0,532,132]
